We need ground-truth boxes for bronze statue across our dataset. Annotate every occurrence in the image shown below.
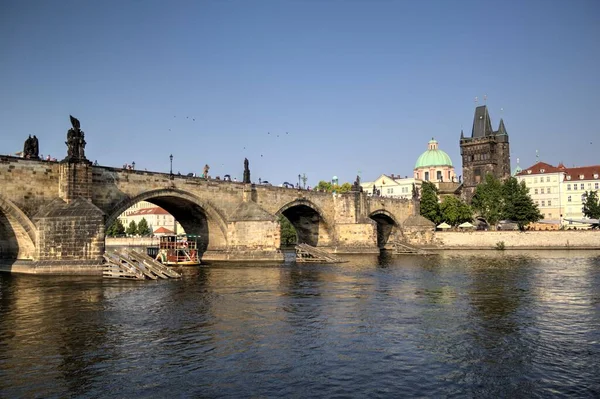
[203,164,210,179]
[243,158,250,183]
[65,115,87,161]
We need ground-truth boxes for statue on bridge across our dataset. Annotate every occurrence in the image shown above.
[64,115,87,161]
[22,134,39,158]
[243,158,251,183]
[351,175,363,192]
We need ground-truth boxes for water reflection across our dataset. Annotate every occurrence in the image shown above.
[1,251,599,398]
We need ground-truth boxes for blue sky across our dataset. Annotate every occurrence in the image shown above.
[1,0,598,186]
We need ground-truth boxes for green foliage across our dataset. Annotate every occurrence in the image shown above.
[582,191,600,219]
[137,217,152,236]
[501,177,543,230]
[314,180,352,193]
[495,241,505,250]
[439,195,473,226]
[315,180,332,192]
[420,181,441,224]
[126,220,137,236]
[106,219,125,237]
[278,215,297,246]
[471,173,504,227]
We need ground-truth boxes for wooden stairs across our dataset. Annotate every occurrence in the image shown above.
[295,243,346,263]
[393,242,430,255]
[103,249,182,280]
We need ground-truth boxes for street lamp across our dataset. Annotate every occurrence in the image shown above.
[298,174,301,189]
[132,161,135,170]
[169,154,173,177]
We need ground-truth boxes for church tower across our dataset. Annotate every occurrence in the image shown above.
[460,105,511,201]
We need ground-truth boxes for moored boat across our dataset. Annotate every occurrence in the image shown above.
[148,234,201,266]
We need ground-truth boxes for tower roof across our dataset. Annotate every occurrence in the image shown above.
[497,118,507,135]
[471,105,494,138]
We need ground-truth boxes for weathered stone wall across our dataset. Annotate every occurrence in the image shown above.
[334,223,377,252]
[0,156,60,217]
[34,198,105,262]
[59,161,93,202]
[431,230,600,249]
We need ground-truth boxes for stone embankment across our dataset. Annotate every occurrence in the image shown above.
[429,230,600,249]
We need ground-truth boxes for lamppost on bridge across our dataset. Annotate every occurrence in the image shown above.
[298,174,301,189]
[169,154,173,179]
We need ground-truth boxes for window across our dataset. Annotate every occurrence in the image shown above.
[534,177,538,183]
[567,184,571,191]
[541,200,545,207]
[540,169,545,173]
[437,171,442,181]
[567,175,571,180]
[534,188,538,194]
[387,188,393,194]
[548,200,552,206]
[595,183,599,190]
[581,183,585,190]
[588,183,591,189]
[549,213,552,218]
[540,188,544,194]
[424,172,429,181]
[568,195,572,202]
[547,187,551,194]
[579,174,584,179]
[546,177,550,182]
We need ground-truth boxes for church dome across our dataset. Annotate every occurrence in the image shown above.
[414,138,453,169]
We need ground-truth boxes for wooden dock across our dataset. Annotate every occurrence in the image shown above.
[295,243,346,263]
[393,242,430,255]
[103,249,182,280]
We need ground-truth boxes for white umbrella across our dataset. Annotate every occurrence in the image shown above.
[458,222,474,228]
[437,222,451,229]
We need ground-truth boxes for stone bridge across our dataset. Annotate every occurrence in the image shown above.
[0,156,421,273]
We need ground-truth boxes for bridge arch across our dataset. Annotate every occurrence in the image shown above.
[105,188,228,253]
[0,195,36,259]
[369,209,402,249]
[276,199,335,247]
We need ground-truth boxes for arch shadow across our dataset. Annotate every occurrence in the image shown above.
[276,199,335,247]
[105,188,229,253]
[369,209,401,249]
[0,195,37,259]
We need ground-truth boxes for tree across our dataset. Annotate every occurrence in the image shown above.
[420,181,441,224]
[137,217,152,236]
[278,215,297,246]
[314,180,352,193]
[471,173,504,227]
[126,220,137,236]
[440,195,473,226]
[501,177,542,230]
[582,190,600,219]
[106,219,125,237]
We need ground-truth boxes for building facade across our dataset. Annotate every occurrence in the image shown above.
[118,201,184,235]
[516,162,600,229]
[413,138,457,183]
[361,174,420,199]
[460,105,511,201]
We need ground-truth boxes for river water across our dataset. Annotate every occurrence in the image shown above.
[1,250,599,398]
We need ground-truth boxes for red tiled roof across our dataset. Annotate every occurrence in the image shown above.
[516,161,563,176]
[127,207,170,216]
[153,226,175,234]
[563,165,600,181]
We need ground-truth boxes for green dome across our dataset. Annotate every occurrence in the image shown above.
[414,138,453,169]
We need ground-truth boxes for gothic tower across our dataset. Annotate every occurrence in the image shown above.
[460,105,511,201]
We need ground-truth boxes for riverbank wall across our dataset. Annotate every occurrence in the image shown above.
[428,230,600,250]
